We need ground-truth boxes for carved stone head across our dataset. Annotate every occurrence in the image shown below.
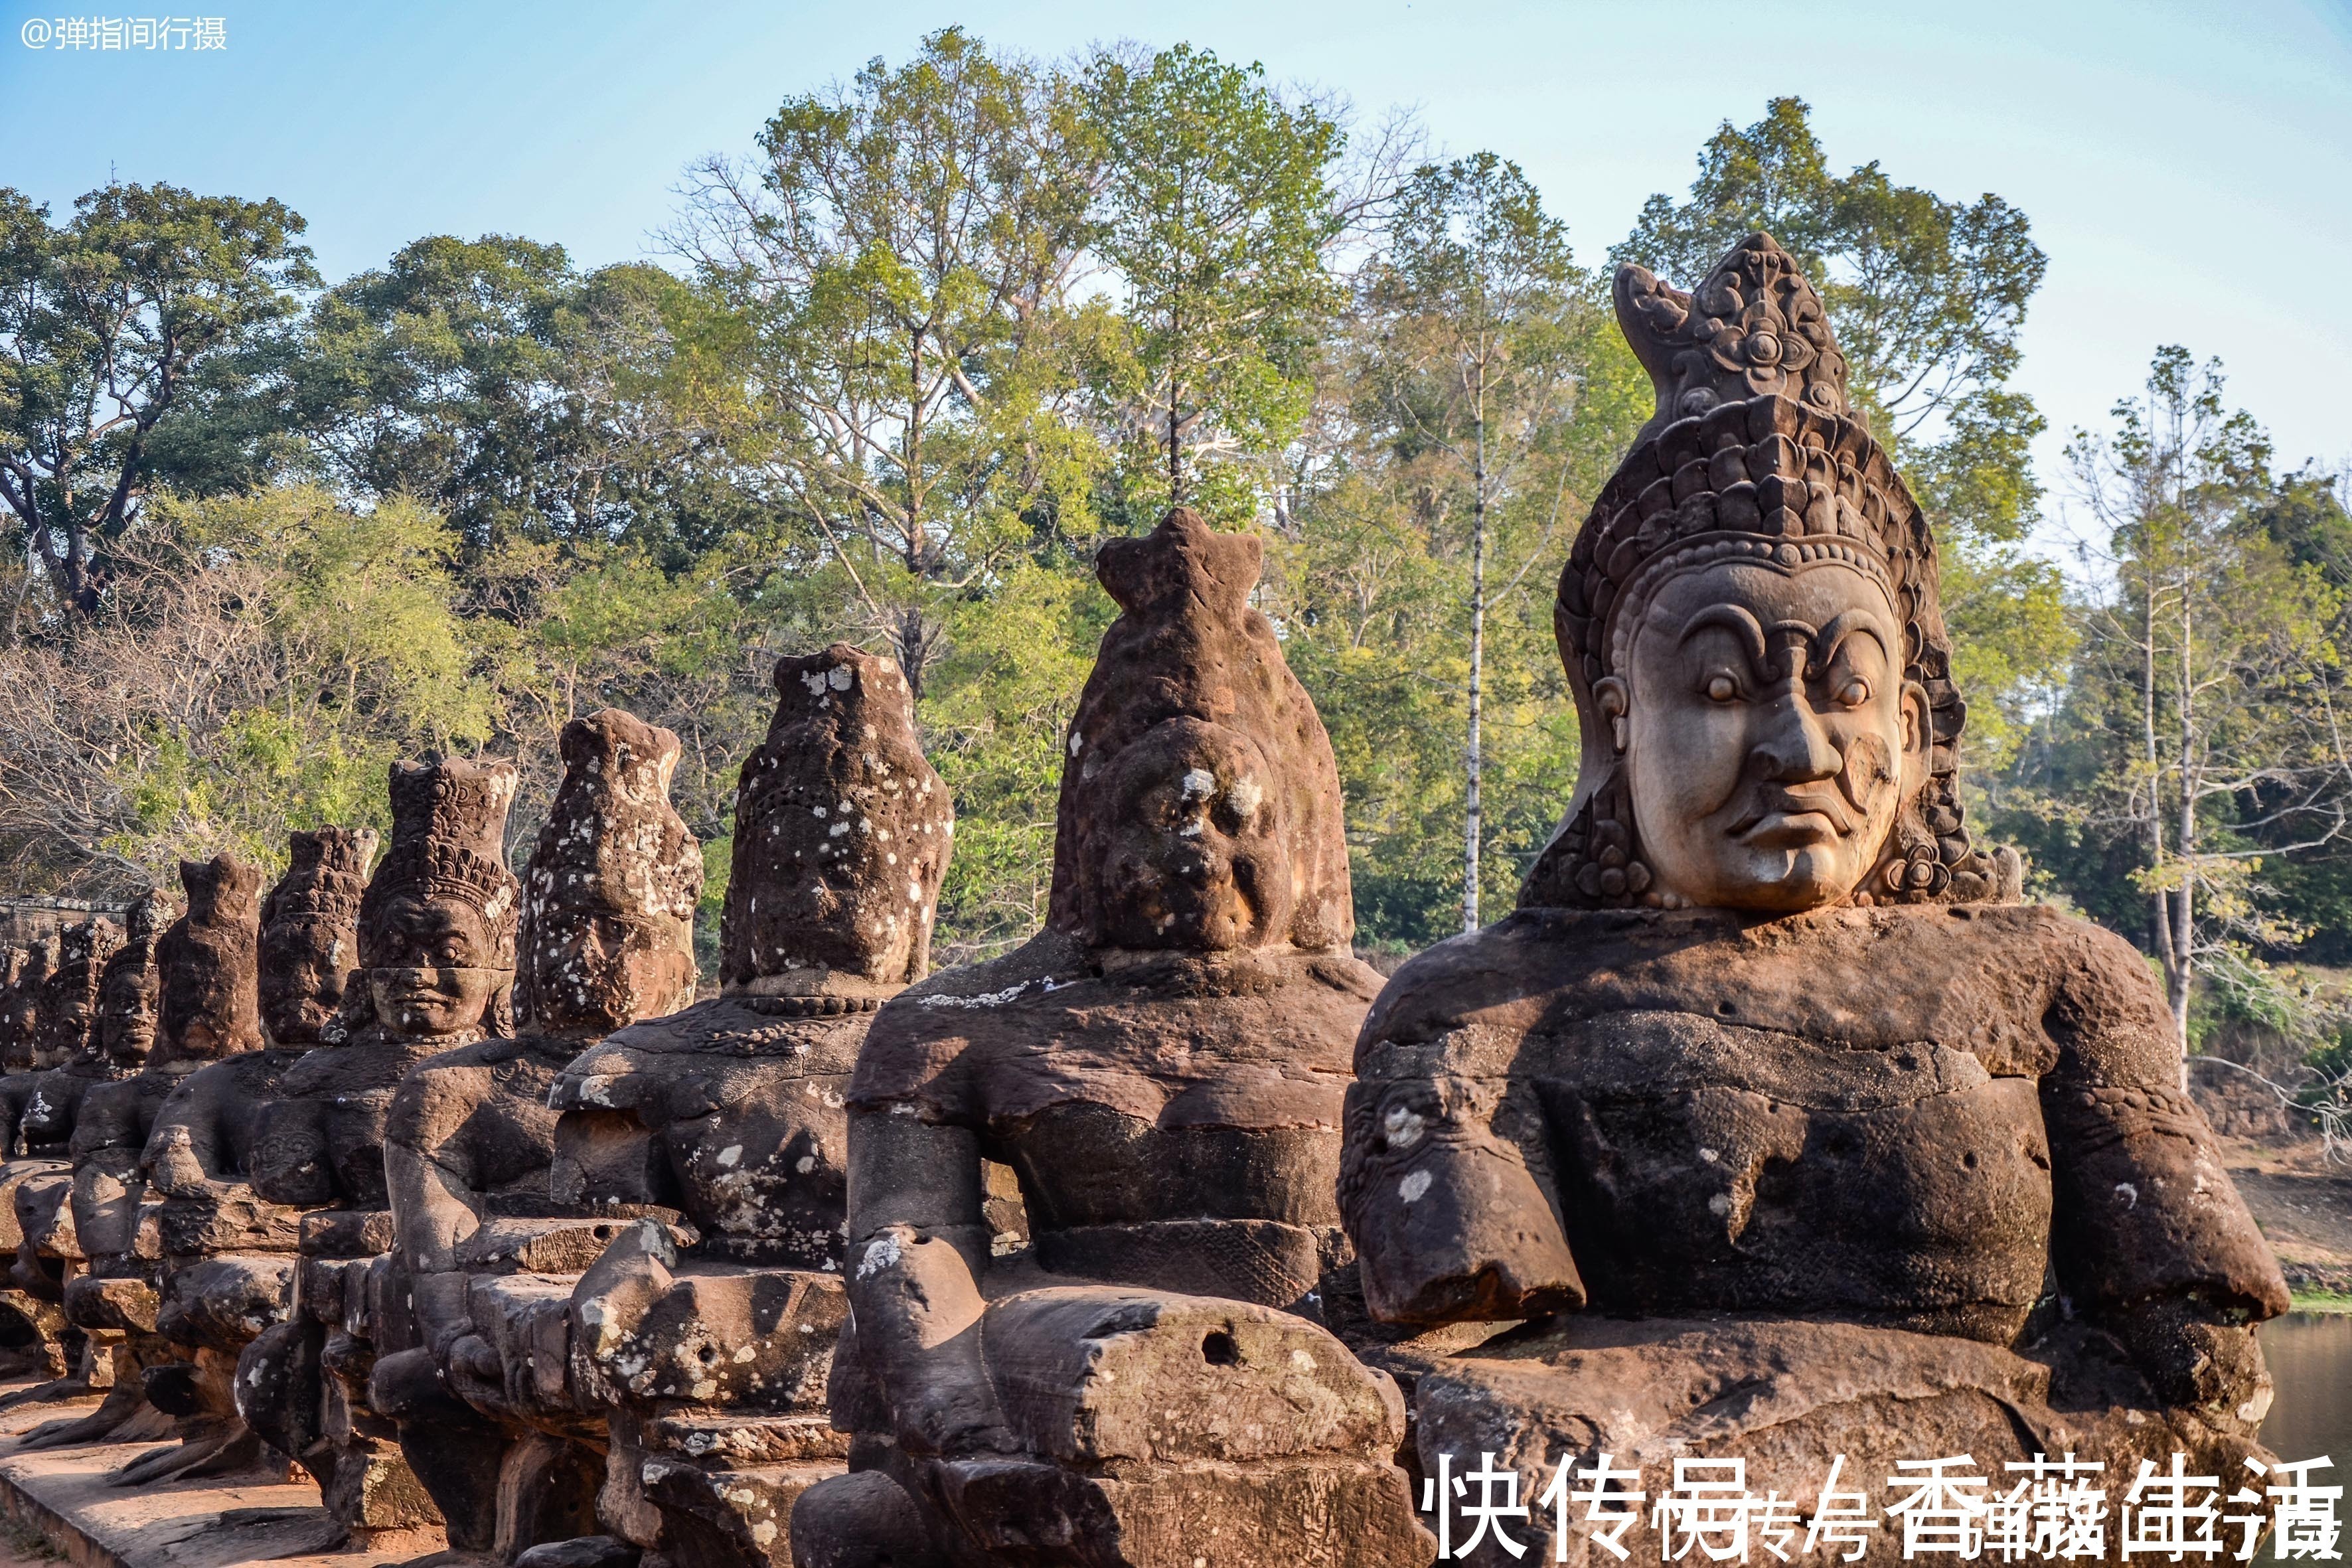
[720,645,950,995]
[96,892,165,1069]
[259,828,375,1048]
[37,919,119,1067]
[1048,508,1354,953]
[157,854,266,1066]
[358,757,520,1040]
[1525,234,2007,915]
[520,708,702,1036]
[3,936,55,1071]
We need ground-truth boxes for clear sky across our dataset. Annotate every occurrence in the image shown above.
[4,0,2347,542]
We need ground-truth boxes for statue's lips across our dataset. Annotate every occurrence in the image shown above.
[1729,787,1855,844]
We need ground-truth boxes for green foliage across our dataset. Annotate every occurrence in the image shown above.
[0,181,318,622]
[1085,43,1345,506]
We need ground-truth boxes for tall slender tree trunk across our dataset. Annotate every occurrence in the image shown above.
[1463,385,1486,934]
[2171,545,2197,1083]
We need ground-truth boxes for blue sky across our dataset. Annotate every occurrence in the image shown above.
[4,0,2347,544]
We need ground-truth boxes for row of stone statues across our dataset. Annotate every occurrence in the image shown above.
[0,237,2292,1568]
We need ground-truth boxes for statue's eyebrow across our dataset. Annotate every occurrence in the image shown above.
[1677,603,1766,663]
[1812,609,1891,666]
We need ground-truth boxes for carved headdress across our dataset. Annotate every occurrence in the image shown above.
[1524,232,2003,910]
[1048,507,1355,953]
[360,757,521,971]
[519,708,702,1032]
[721,645,951,995]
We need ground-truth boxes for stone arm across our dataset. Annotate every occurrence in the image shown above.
[383,1063,488,1357]
[1336,1065,1586,1326]
[2039,923,2290,1417]
[842,1106,1016,1456]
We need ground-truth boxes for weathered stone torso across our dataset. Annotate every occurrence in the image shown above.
[1342,902,2284,1338]
[855,931,1381,1312]
[551,993,870,1267]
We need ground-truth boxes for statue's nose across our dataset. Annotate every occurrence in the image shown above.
[1753,687,1842,782]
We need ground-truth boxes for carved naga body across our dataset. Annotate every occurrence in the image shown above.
[1337,235,2289,1567]
[537,645,951,1568]
[807,510,1430,1568]
[370,708,702,1562]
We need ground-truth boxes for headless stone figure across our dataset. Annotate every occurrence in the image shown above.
[539,646,950,1568]
[804,510,1430,1568]
[37,858,269,1462]
[1336,235,2290,1567]
[369,709,701,1563]
[225,759,522,1547]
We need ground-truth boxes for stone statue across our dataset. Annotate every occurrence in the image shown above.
[541,645,951,1567]
[25,919,118,1077]
[4,896,164,1162]
[1,935,57,1072]
[0,945,37,1073]
[370,708,701,1560]
[37,858,266,1462]
[805,510,1429,1568]
[0,917,124,1399]
[1334,234,2290,1565]
[0,935,66,1375]
[226,759,522,1545]
[0,897,167,1419]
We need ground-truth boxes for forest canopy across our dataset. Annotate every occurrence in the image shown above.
[4,35,2348,1073]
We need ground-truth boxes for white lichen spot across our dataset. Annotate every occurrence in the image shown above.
[856,1234,902,1279]
[828,665,852,690]
[1229,778,1263,817]
[1381,1104,1427,1151]
[2115,1182,2139,1209]
[1398,1170,1432,1204]
[1180,767,1215,800]
[1698,1146,1720,1164]
[716,1145,742,1168]
[1708,1192,1733,1217]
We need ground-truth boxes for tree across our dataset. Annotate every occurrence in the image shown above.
[0,183,317,630]
[295,237,733,556]
[1615,98,2067,761]
[1086,43,1344,510]
[2059,349,2352,1059]
[0,486,493,893]
[1360,154,1582,930]
[673,27,1104,696]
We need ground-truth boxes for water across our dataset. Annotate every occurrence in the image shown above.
[2258,1312,2351,1561]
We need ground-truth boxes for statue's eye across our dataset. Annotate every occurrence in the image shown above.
[1705,674,1738,704]
[1835,678,1870,708]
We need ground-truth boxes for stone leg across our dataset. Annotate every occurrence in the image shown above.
[119,1251,292,1485]
[320,1324,444,1543]
[788,1472,944,1568]
[374,1343,512,1553]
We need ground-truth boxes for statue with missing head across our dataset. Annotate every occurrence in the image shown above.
[1336,235,2289,1565]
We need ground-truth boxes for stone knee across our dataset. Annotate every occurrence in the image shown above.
[789,1472,943,1568]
